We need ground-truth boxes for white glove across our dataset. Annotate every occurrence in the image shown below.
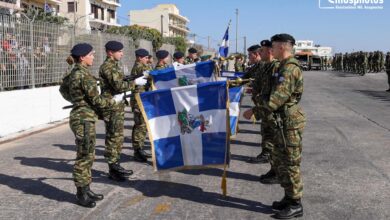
[135,76,147,86]
[142,70,150,77]
[113,93,124,103]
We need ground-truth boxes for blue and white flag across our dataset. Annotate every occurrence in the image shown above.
[218,26,229,58]
[150,61,215,90]
[136,81,229,171]
[44,2,52,13]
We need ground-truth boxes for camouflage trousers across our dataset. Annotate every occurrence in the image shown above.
[261,120,277,173]
[386,70,390,88]
[69,117,96,188]
[101,102,125,165]
[273,128,304,200]
[132,107,147,150]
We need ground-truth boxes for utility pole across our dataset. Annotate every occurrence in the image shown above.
[243,36,247,56]
[160,15,164,37]
[193,34,196,45]
[235,8,238,53]
[207,36,210,50]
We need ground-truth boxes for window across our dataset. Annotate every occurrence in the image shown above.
[107,9,115,20]
[67,2,76,13]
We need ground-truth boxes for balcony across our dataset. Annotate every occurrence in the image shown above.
[0,0,20,10]
[168,12,189,22]
[169,22,190,33]
[102,0,121,7]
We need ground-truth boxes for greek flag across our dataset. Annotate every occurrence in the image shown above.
[136,81,229,171]
[149,61,215,90]
[218,26,229,58]
[44,2,52,13]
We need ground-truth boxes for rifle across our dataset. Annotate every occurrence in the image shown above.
[123,73,144,82]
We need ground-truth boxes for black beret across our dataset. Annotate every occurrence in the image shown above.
[105,40,123,52]
[173,51,184,59]
[156,50,169,59]
[260,40,272,48]
[188,47,197,54]
[71,43,93,57]
[271,33,296,45]
[135,48,149,57]
[247,44,261,52]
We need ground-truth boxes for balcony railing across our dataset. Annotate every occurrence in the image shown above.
[0,0,17,3]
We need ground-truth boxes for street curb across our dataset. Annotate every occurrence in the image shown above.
[0,119,69,146]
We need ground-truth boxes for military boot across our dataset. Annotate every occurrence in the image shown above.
[248,151,270,164]
[134,149,148,162]
[110,162,133,176]
[272,196,290,211]
[259,169,280,184]
[86,185,104,201]
[274,198,303,219]
[76,186,96,208]
[108,164,127,182]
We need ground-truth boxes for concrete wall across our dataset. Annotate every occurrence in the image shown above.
[0,86,70,138]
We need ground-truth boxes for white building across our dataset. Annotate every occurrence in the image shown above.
[0,0,62,15]
[60,0,121,31]
[0,0,21,14]
[129,4,190,38]
[294,40,332,58]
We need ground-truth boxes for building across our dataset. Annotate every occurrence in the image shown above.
[0,0,21,15]
[20,0,62,14]
[129,4,190,38]
[60,0,121,31]
[294,40,332,58]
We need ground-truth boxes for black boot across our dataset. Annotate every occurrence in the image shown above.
[248,152,270,164]
[274,199,303,219]
[108,164,127,182]
[76,186,96,208]
[110,162,133,176]
[259,169,279,184]
[272,196,290,211]
[139,149,152,158]
[86,185,104,201]
[134,149,148,162]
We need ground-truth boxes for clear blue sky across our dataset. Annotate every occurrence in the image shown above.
[118,0,390,53]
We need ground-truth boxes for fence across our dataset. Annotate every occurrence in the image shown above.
[0,14,175,91]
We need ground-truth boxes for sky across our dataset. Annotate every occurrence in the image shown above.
[117,0,390,53]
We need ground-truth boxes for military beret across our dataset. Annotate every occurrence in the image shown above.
[105,40,123,52]
[271,33,296,45]
[173,51,184,59]
[156,50,169,59]
[247,44,261,52]
[200,55,211,61]
[188,47,197,54]
[71,43,93,57]
[260,40,272,48]
[135,48,149,57]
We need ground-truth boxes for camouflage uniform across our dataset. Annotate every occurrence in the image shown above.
[234,60,244,72]
[184,57,196,65]
[155,63,169,70]
[265,56,306,200]
[99,57,134,165]
[59,63,115,187]
[252,59,280,169]
[385,52,390,90]
[243,61,263,79]
[131,61,152,151]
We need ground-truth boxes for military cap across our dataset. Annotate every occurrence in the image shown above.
[260,39,272,48]
[71,43,93,57]
[173,51,184,59]
[135,48,149,57]
[200,55,211,61]
[156,50,169,59]
[188,47,197,54]
[247,44,261,52]
[105,40,123,52]
[271,33,296,45]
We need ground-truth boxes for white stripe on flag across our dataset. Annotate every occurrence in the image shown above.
[181,133,203,166]
[229,102,239,117]
[149,115,180,139]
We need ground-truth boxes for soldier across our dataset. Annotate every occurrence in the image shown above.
[131,49,153,162]
[385,52,390,92]
[267,34,305,219]
[243,40,280,184]
[185,47,198,64]
[234,55,244,72]
[155,50,170,70]
[379,51,385,72]
[147,54,154,69]
[172,51,185,67]
[99,41,143,181]
[59,43,116,207]
[243,44,262,79]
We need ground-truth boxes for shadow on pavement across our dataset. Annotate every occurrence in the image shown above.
[238,129,261,135]
[238,120,260,125]
[129,179,273,214]
[330,71,362,78]
[231,154,260,164]
[355,90,390,103]
[231,139,260,148]
[0,173,75,204]
[178,168,259,182]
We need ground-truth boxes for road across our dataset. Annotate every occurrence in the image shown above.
[0,70,389,220]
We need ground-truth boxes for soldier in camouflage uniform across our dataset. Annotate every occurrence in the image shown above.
[98,41,139,181]
[385,52,390,92]
[267,34,305,219]
[59,43,116,208]
[234,55,244,72]
[243,40,280,184]
[155,50,170,70]
[131,49,153,162]
[185,47,198,64]
[243,44,262,80]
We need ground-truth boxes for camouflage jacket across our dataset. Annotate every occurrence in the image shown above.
[154,63,169,70]
[59,63,114,121]
[385,54,390,69]
[131,61,152,93]
[99,57,133,99]
[234,62,244,72]
[184,57,195,65]
[266,56,305,129]
[243,61,263,79]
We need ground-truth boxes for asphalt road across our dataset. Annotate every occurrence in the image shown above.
[0,70,389,220]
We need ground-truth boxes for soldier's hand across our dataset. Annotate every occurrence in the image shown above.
[243,109,253,120]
